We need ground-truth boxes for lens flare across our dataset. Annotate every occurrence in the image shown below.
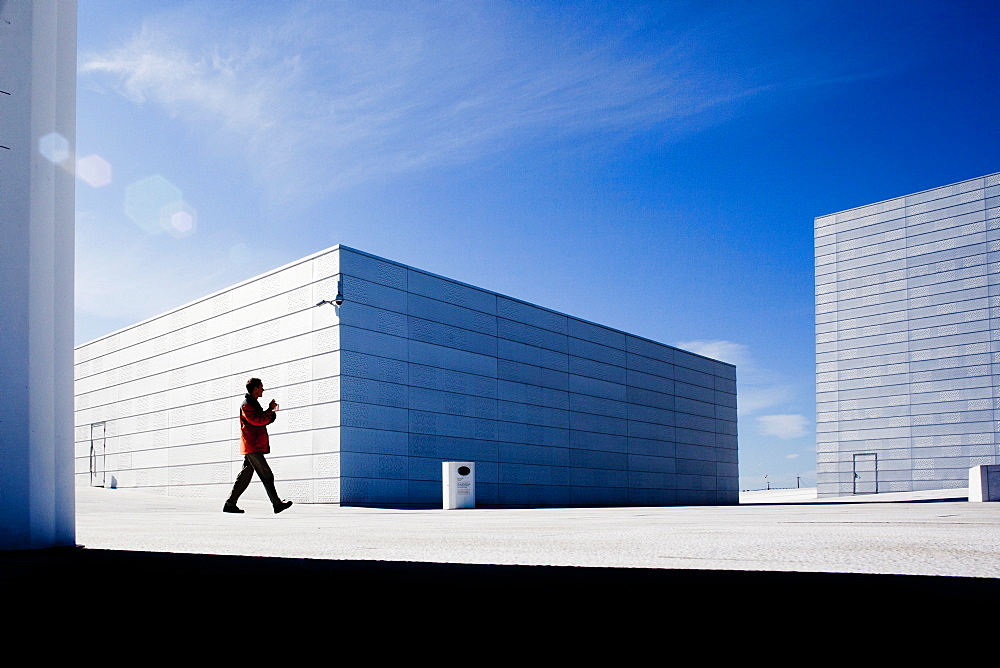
[125,175,189,236]
[39,132,70,163]
[77,154,112,187]
[160,200,197,238]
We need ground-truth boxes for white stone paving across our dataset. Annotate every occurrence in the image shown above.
[76,487,1000,578]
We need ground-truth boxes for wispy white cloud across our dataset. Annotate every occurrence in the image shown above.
[739,384,801,416]
[79,3,764,203]
[757,414,809,440]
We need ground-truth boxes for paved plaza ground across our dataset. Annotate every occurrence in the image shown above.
[70,486,998,578]
[5,486,998,641]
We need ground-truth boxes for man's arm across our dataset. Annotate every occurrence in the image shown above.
[242,402,276,426]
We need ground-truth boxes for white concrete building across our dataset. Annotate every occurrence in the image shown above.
[75,246,738,507]
[0,0,77,549]
[816,172,1000,496]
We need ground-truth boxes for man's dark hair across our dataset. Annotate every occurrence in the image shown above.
[246,377,263,393]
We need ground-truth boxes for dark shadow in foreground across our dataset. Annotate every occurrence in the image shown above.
[3,548,994,643]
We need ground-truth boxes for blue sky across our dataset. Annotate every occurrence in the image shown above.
[73,1,1000,491]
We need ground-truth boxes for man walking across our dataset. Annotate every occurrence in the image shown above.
[224,377,293,514]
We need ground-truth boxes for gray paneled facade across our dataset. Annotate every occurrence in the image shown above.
[816,172,1000,496]
[75,246,738,507]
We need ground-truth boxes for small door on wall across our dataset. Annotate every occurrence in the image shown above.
[853,453,877,494]
[90,422,106,487]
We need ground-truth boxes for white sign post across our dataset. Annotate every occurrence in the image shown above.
[443,462,475,509]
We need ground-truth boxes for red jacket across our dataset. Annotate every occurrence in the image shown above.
[240,394,276,454]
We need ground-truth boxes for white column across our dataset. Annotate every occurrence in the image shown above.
[0,0,77,549]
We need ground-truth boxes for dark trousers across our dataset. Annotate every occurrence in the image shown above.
[227,453,282,506]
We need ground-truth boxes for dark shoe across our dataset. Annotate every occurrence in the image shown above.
[273,500,293,514]
[223,502,244,514]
